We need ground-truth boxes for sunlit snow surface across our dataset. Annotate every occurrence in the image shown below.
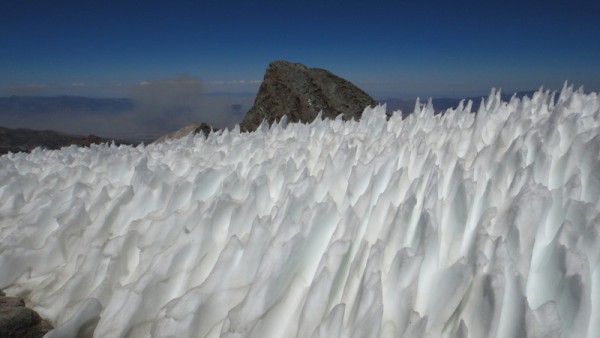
[1,85,600,338]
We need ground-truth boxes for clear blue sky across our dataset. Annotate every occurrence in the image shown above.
[2,0,599,98]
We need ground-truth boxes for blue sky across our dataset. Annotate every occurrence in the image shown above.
[1,0,599,98]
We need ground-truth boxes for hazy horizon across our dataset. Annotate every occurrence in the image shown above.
[0,66,550,102]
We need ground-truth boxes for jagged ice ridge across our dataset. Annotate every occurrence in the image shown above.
[1,85,600,337]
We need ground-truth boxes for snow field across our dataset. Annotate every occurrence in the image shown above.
[1,84,600,337]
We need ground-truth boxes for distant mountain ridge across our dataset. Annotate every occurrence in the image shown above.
[0,126,134,155]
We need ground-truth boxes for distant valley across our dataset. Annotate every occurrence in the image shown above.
[0,93,254,143]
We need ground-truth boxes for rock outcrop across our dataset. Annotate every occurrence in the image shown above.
[240,61,377,132]
[0,292,53,338]
[153,123,215,143]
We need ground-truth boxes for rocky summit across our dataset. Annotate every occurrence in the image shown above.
[240,60,377,132]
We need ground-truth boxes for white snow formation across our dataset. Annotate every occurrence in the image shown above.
[1,84,600,338]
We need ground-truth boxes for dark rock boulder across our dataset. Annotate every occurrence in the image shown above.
[0,295,53,338]
[240,60,377,132]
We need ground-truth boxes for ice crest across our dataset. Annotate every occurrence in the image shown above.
[1,86,600,337]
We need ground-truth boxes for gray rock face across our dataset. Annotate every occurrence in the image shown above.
[0,296,53,338]
[240,61,377,132]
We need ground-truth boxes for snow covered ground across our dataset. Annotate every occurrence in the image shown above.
[1,84,599,337]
